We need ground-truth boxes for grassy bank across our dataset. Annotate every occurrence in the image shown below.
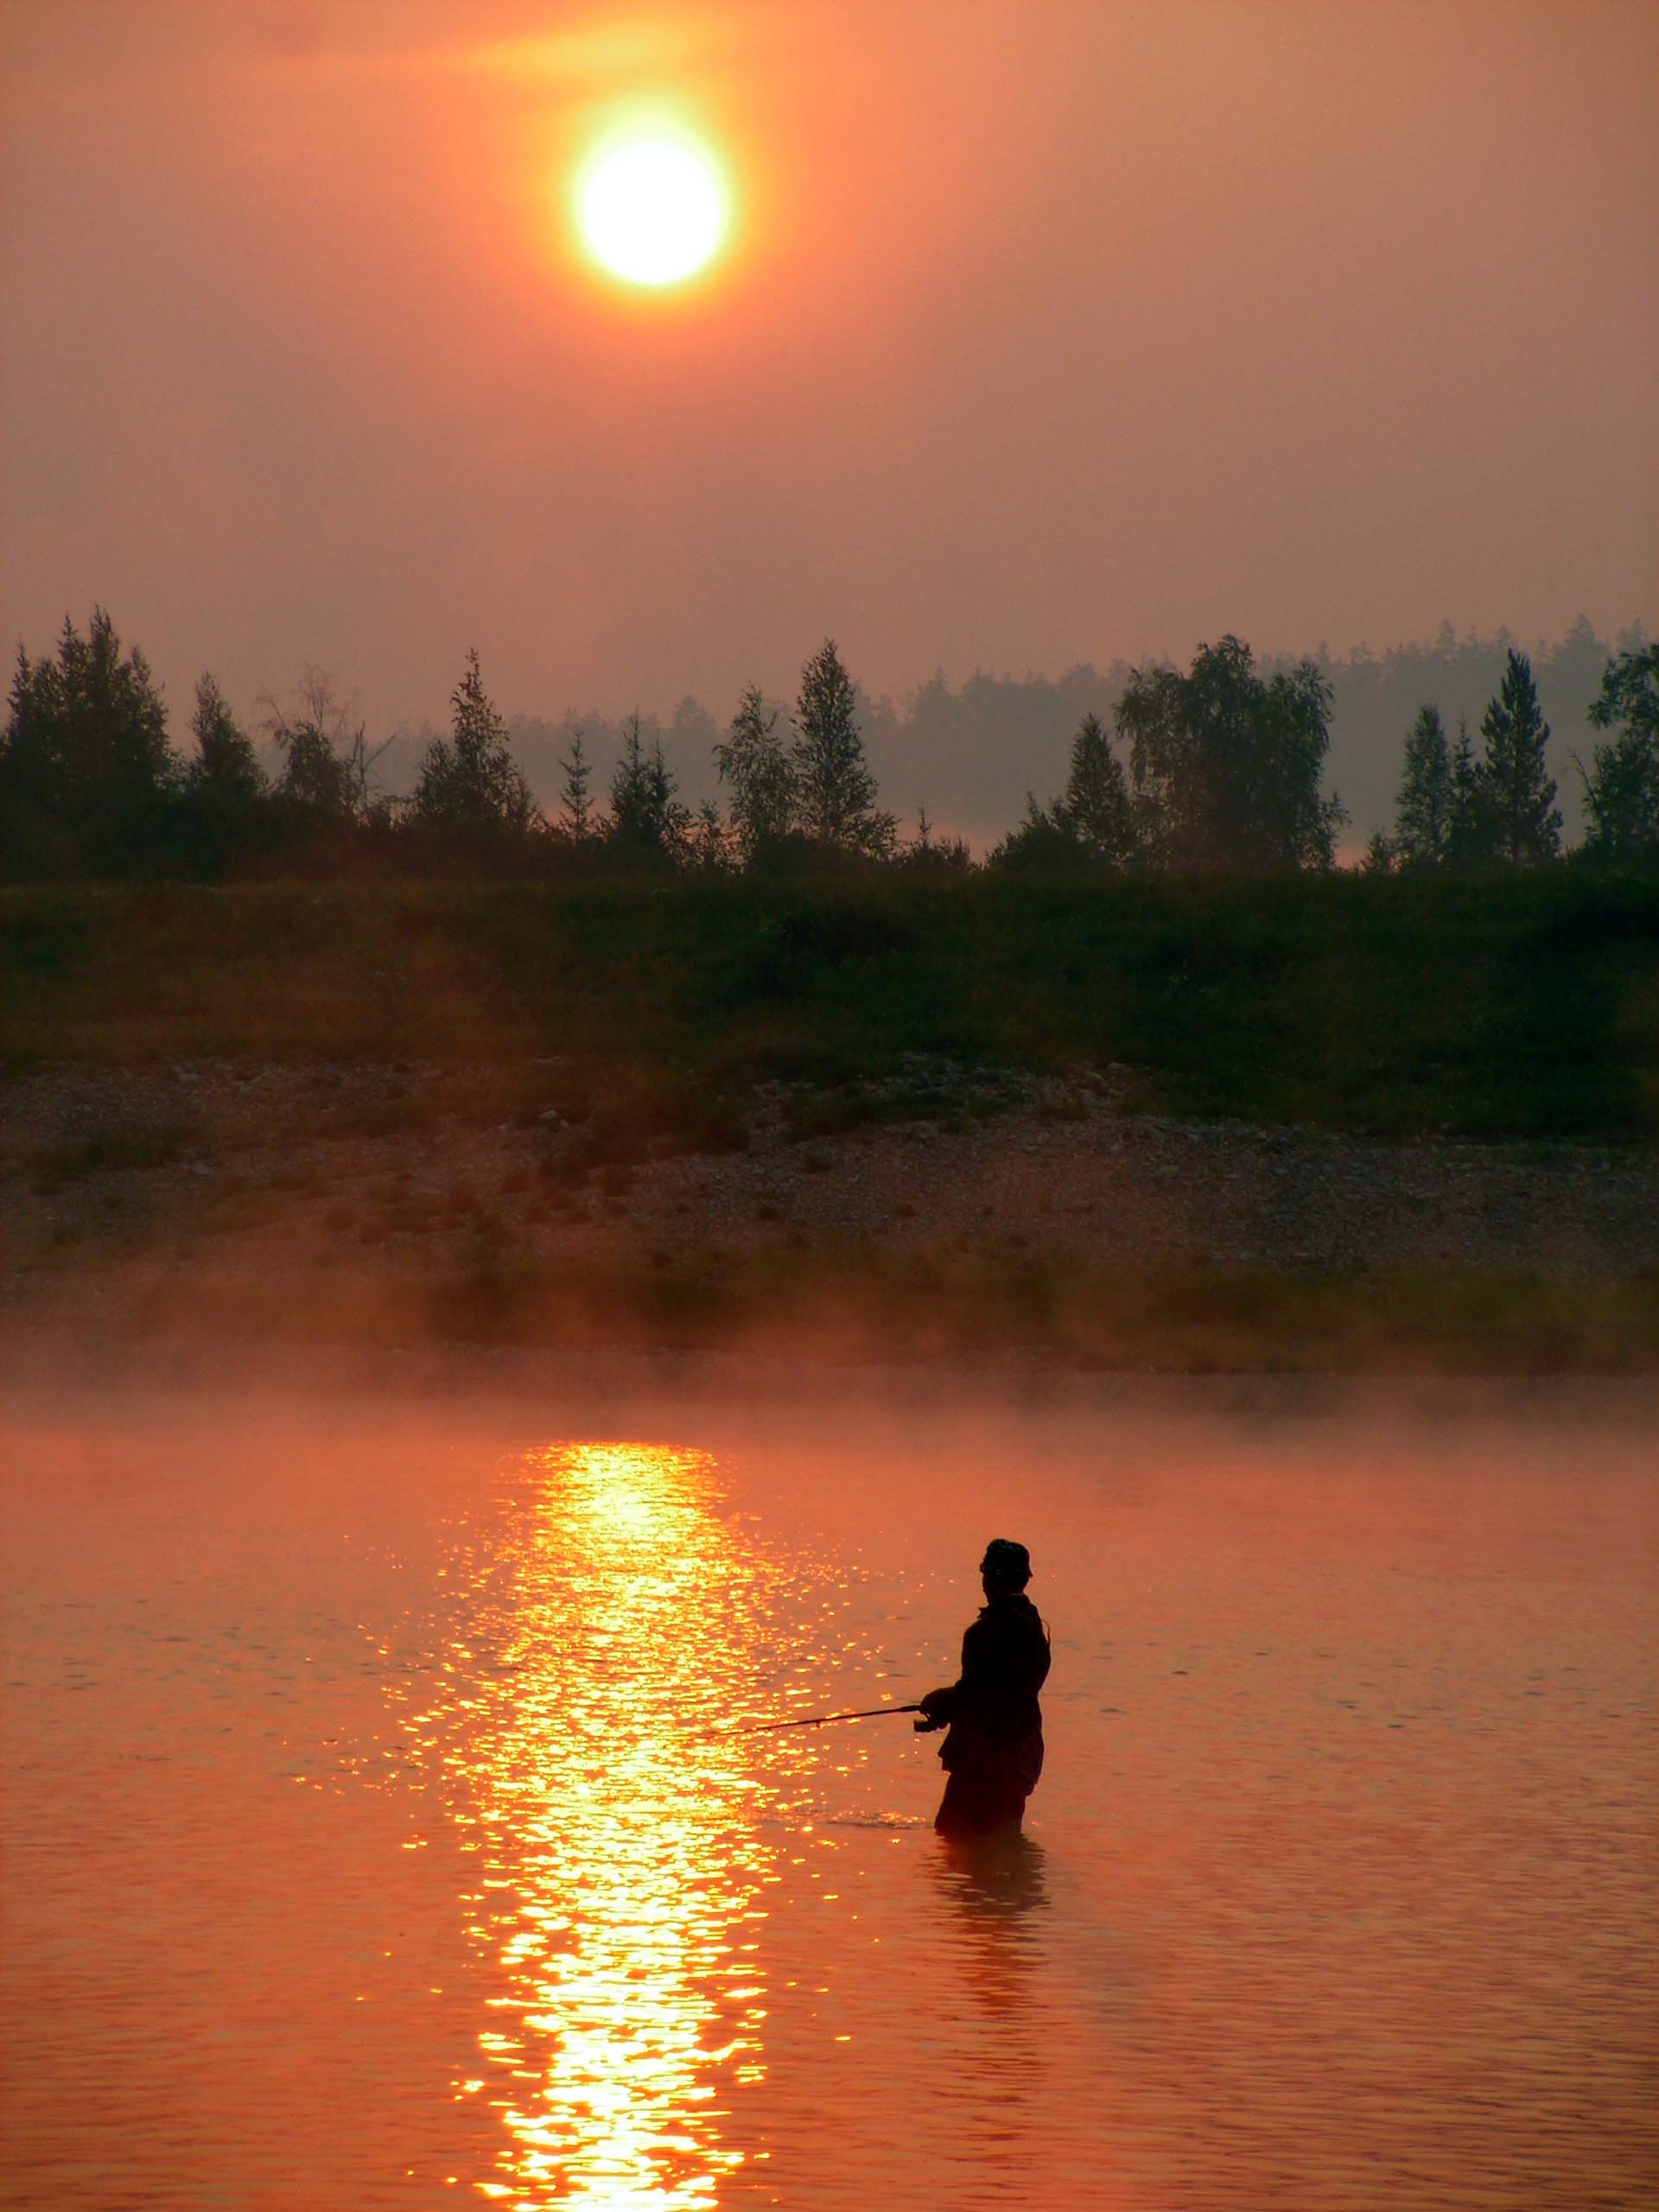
[4,871,1659,1140]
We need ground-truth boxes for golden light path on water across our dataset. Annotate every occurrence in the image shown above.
[398,1443,780,2208]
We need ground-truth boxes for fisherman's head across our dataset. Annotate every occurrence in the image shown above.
[980,1538,1032,1598]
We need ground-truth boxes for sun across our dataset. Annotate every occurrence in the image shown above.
[576,136,728,289]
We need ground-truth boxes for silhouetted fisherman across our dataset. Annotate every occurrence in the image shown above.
[916,1539,1051,1836]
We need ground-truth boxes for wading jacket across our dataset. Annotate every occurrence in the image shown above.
[925,1591,1051,1792]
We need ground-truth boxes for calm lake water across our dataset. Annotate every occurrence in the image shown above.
[3,1374,1656,2210]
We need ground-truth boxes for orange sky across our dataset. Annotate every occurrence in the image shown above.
[2,0,1654,734]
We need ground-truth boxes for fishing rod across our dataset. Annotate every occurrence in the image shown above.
[731,1701,925,1736]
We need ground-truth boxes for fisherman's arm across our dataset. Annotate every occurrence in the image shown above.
[915,1618,987,1731]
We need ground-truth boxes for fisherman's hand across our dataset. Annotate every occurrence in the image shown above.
[914,1687,953,1732]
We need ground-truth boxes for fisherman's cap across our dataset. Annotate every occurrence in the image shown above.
[981,1538,1032,1586]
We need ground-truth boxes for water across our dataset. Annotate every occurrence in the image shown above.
[3,1376,1656,2209]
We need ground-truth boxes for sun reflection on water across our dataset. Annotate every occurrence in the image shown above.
[409,1442,777,2207]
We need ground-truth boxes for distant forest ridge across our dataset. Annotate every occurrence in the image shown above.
[381,617,1651,847]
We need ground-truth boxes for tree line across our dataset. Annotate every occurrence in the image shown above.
[3,611,1656,882]
[1362,645,1659,871]
[470,614,1643,841]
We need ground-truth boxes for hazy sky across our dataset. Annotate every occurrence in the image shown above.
[3,0,1655,737]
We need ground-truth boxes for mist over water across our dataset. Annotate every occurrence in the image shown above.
[3,1376,1656,2209]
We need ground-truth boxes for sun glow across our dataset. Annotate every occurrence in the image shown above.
[576,135,728,288]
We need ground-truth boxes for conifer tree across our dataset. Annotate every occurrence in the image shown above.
[0,607,175,876]
[0,643,63,874]
[1445,715,1492,868]
[410,648,534,835]
[175,672,270,876]
[1051,713,1136,867]
[791,639,894,858]
[556,728,597,841]
[1474,648,1560,865]
[188,675,266,802]
[646,737,687,856]
[1389,705,1455,868]
[715,683,796,857]
[607,715,690,864]
[607,715,652,843]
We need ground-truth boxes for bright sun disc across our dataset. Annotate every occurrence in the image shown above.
[578,138,725,288]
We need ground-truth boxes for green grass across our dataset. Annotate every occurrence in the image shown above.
[3,871,1658,1139]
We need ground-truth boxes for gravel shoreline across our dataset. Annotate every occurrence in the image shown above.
[4,1060,1657,1318]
